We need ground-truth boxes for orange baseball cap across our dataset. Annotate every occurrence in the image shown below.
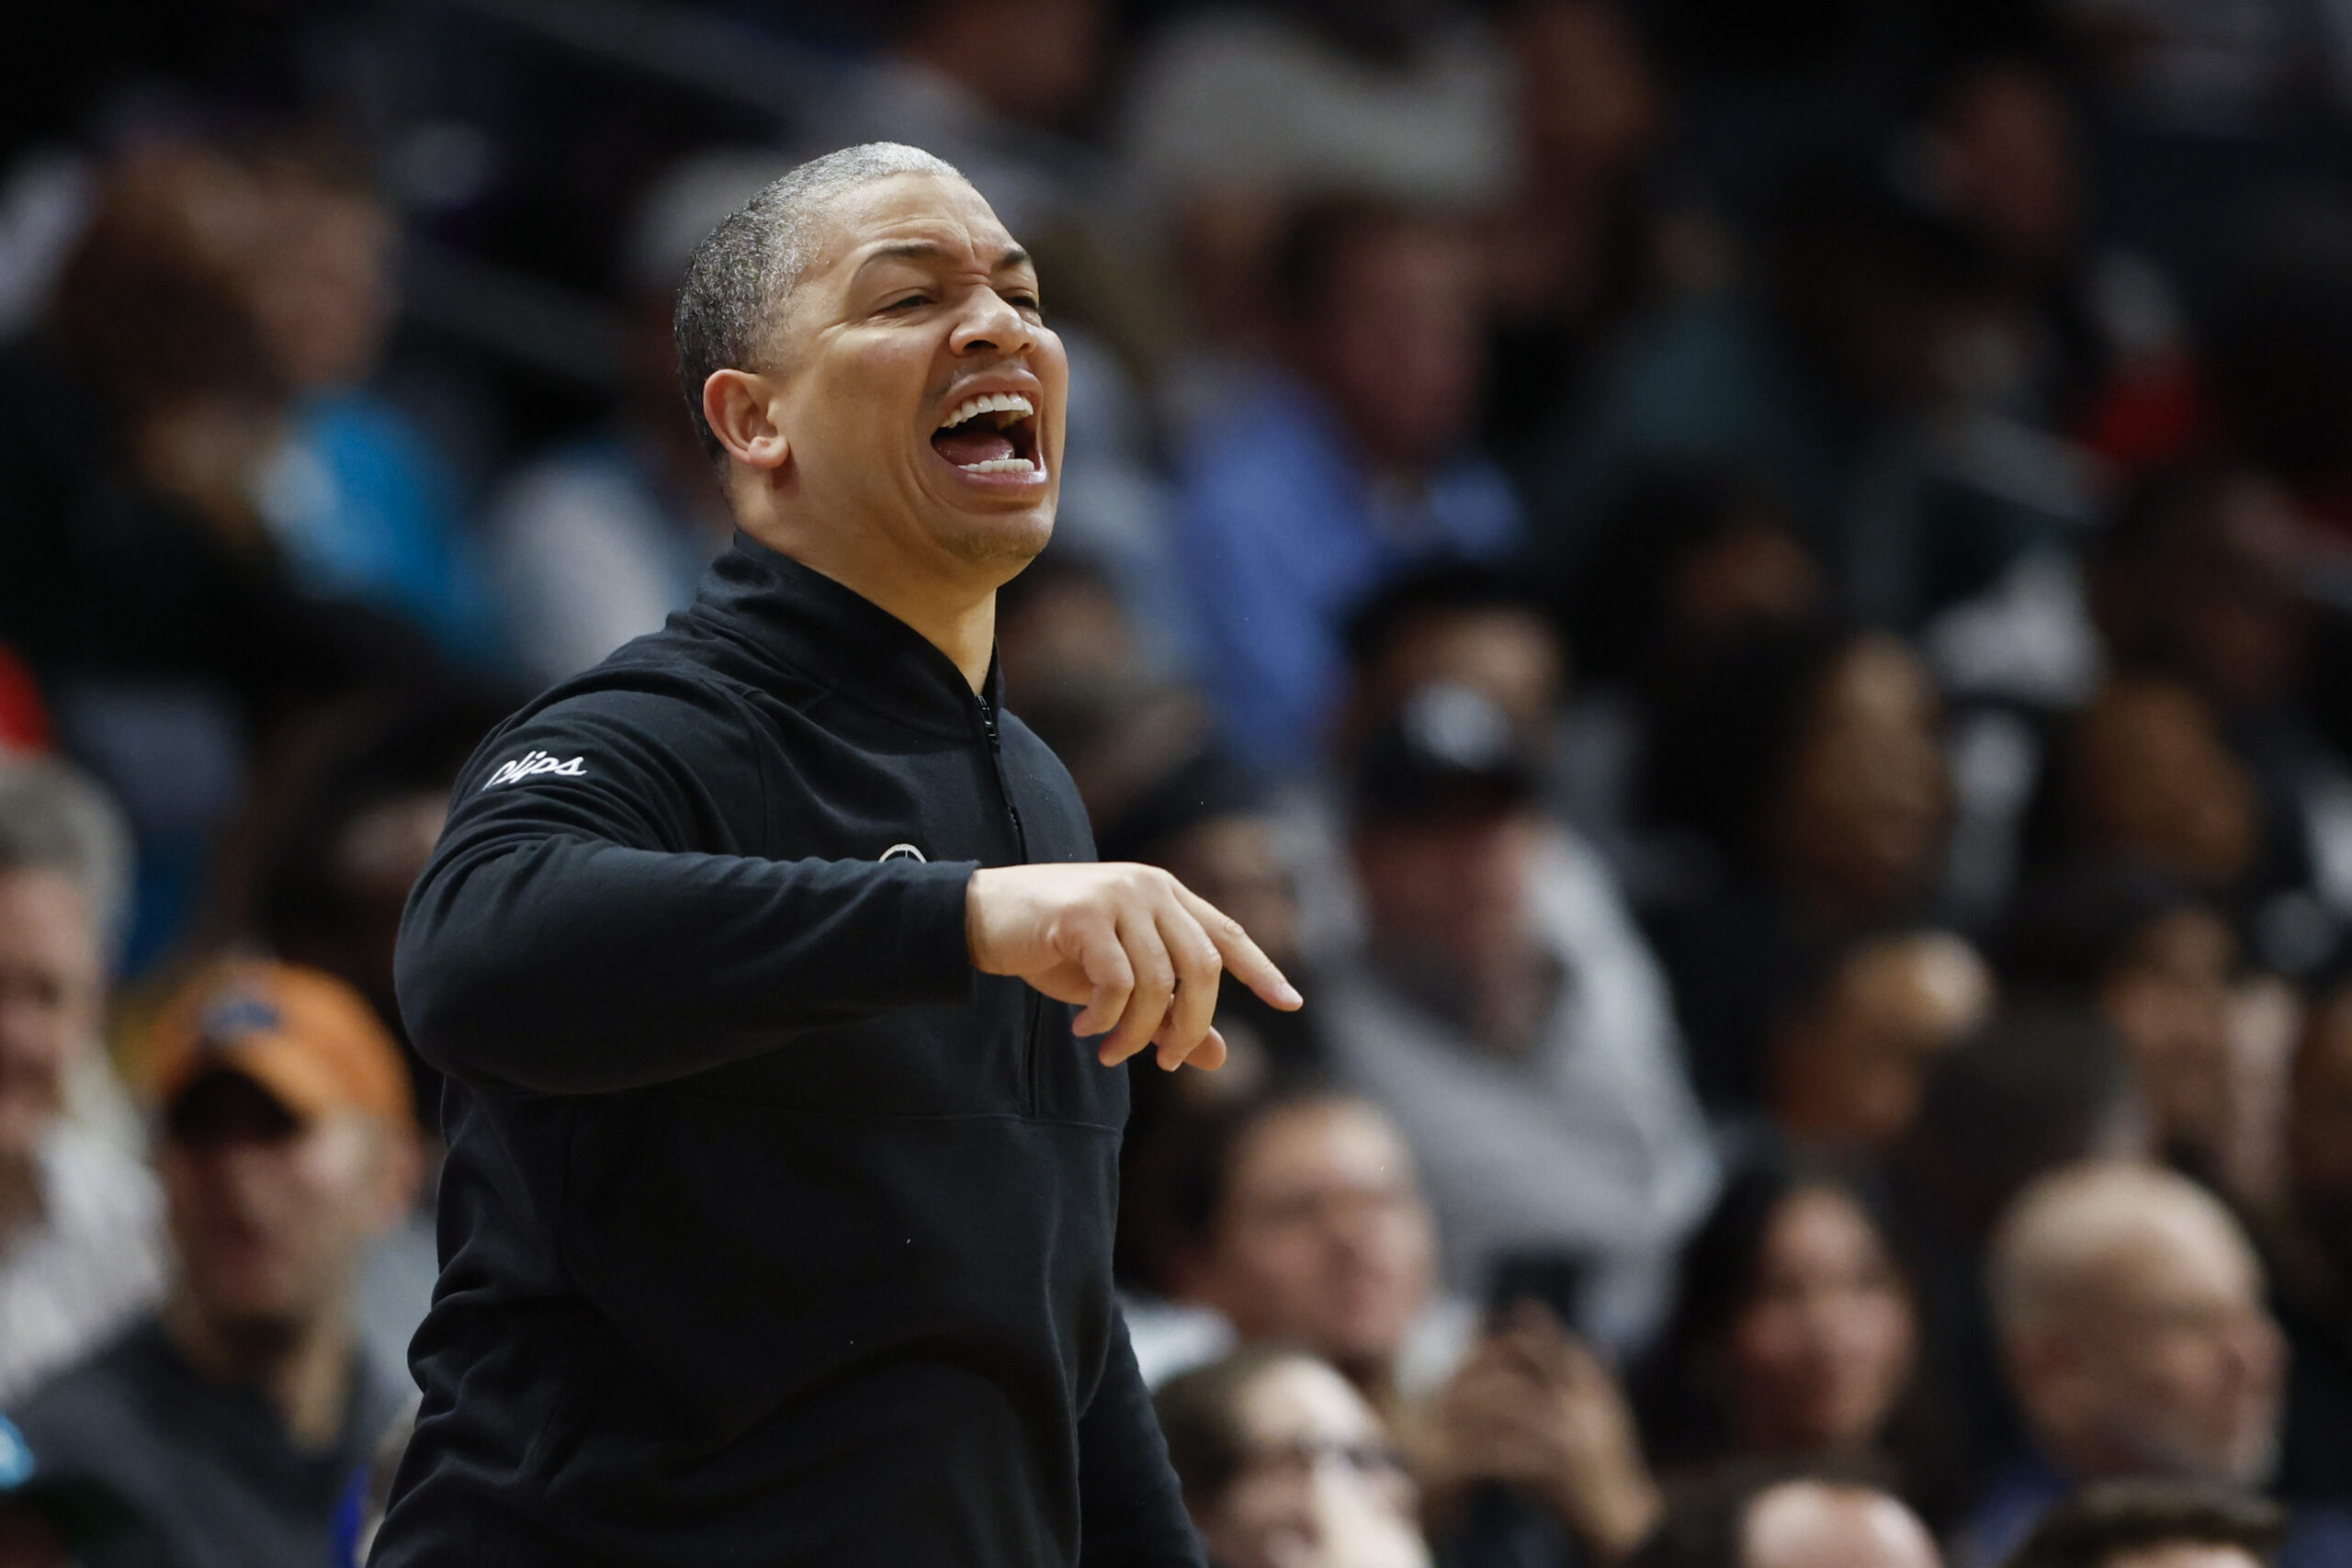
[149,958,413,1125]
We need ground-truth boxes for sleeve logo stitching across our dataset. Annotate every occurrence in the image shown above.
[482,750,589,790]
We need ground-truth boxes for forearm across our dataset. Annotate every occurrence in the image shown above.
[397,834,977,1093]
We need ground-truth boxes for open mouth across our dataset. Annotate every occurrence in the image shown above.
[932,390,1044,477]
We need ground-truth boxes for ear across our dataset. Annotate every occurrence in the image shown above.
[702,368,791,475]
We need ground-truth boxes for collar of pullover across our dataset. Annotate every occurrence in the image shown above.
[695,534,1005,739]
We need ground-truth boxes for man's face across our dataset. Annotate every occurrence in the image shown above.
[763,173,1068,580]
[1180,1101,1437,1374]
[1295,223,1482,472]
[0,871,104,1162]
[1353,809,1543,977]
[1773,931,1993,1147]
[160,1073,409,1341]
[2030,1213,2286,1486]
[1775,635,1951,914]
[1741,1483,1942,1568]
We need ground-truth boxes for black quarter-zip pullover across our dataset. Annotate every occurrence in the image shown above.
[368,538,1203,1568]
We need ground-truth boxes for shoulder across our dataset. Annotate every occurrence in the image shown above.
[9,1322,165,1450]
[473,663,758,778]
[441,664,774,846]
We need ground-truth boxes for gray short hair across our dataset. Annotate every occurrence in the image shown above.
[0,756,132,957]
[673,141,965,460]
[1987,1160,2253,1344]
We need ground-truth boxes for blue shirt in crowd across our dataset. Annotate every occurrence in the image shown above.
[1170,367,1521,773]
[256,391,504,670]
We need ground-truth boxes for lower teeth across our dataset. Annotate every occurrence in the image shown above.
[958,457,1037,474]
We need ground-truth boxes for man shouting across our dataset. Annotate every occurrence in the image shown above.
[368,142,1298,1567]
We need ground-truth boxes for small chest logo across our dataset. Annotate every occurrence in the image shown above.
[878,842,928,863]
[482,750,588,791]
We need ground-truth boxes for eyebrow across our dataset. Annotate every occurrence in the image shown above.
[854,242,1033,280]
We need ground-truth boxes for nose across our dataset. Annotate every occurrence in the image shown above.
[948,286,1037,359]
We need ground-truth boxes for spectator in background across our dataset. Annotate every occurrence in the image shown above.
[1963,1163,2343,1568]
[1129,1089,1446,1403]
[1478,0,1673,468]
[0,141,442,963]
[233,146,501,671]
[1156,1346,1431,1568]
[1637,1152,1962,1528]
[2046,677,2264,905]
[1333,563,1566,771]
[6,959,417,1568]
[0,760,159,1406]
[1628,1464,1944,1568]
[1122,0,1512,352]
[1910,56,2205,468]
[2002,863,2255,1201]
[1767,929,1996,1153]
[1129,1085,1669,1565]
[2075,466,2350,970]
[1523,161,2068,633]
[1643,620,1955,1113]
[486,151,771,684]
[1547,470,1826,887]
[1324,683,1714,1347]
[1172,202,1521,773]
[2004,1481,2284,1568]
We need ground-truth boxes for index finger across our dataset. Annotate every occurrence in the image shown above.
[1171,885,1302,1012]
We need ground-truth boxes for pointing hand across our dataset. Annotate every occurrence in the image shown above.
[965,863,1302,1072]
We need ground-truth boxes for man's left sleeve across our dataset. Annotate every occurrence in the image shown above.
[1078,1304,1205,1568]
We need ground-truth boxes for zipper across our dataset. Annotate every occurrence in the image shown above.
[978,693,1041,1115]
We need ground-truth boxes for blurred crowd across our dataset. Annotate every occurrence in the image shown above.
[7,0,2352,1565]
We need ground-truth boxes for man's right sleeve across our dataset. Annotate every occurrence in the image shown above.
[395,686,978,1095]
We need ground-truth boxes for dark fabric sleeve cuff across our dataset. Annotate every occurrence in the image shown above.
[888,859,983,1006]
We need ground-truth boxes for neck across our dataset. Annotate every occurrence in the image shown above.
[736,504,1000,694]
[164,1293,356,1451]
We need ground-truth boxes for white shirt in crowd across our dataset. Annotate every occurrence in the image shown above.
[0,1122,164,1406]
[1322,828,1719,1352]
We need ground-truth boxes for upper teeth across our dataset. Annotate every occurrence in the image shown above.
[941,391,1035,430]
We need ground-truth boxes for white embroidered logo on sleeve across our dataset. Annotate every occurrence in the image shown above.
[482,750,589,791]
